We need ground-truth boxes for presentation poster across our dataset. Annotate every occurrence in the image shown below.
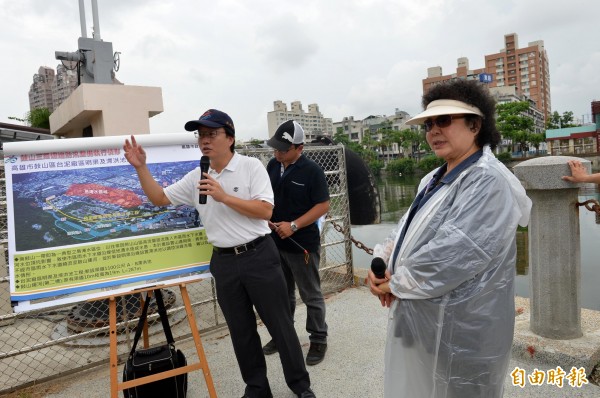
[3,133,212,311]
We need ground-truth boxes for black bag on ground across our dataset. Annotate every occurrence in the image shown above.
[123,289,188,398]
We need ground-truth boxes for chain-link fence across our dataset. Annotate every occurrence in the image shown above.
[0,145,354,393]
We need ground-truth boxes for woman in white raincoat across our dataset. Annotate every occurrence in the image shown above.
[367,79,532,398]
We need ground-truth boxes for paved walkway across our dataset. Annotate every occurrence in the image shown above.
[28,286,600,397]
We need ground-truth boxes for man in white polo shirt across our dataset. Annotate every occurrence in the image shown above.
[122,109,315,398]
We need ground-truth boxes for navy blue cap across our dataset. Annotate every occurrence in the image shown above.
[184,109,235,135]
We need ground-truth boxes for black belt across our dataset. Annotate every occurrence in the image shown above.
[213,236,266,255]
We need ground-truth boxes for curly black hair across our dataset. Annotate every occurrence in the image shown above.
[422,79,500,150]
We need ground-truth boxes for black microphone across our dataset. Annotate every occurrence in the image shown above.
[199,156,210,204]
[371,257,387,279]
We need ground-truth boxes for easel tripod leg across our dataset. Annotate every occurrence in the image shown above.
[180,283,218,397]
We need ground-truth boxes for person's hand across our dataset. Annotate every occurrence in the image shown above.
[272,221,294,239]
[367,269,395,307]
[380,292,395,307]
[562,160,589,183]
[197,173,227,203]
[123,135,147,168]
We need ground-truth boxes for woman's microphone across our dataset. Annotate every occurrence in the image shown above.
[199,156,210,204]
[371,257,387,279]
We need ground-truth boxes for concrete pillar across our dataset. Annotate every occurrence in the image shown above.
[513,156,590,339]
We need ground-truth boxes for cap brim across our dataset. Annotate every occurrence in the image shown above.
[184,120,223,131]
[406,100,484,125]
[267,137,293,151]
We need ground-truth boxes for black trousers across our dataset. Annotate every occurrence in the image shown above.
[210,235,310,397]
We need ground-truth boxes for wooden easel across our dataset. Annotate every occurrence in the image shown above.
[100,281,217,397]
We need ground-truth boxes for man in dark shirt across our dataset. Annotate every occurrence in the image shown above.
[262,120,330,366]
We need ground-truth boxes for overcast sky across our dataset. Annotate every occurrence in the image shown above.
[1,0,599,141]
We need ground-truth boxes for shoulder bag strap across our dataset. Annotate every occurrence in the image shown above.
[154,289,176,346]
[128,291,152,358]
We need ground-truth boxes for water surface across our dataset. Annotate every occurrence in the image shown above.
[351,175,600,310]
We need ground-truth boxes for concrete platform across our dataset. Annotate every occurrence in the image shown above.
[512,296,600,376]
[7,284,598,398]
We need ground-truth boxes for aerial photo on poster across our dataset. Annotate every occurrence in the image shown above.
[4,138,213,307]
[11,162,200,251]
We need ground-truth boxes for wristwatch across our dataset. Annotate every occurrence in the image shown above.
[290,221,298,232]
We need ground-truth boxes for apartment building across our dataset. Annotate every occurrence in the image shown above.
[28,66,55,112]
[335,116,365,142]
[423,33,551,121]
[489,86,547,154]
[423,57,485,89]
[267,100,333,141]
[52,63,78,111]
[485,33,551,118]
[332,108,415,158]
[490,86,546,133]
[28,63,78,113]
[334,109,412,141]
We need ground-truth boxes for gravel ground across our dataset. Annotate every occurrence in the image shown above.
[3,286,600,398]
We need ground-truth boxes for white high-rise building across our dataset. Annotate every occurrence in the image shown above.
[267,100,333,142]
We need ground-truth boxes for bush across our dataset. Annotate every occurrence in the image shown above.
[496,151,513,164]
[368,159,384,176]
[418,155,445,173]
[387,158,416,176]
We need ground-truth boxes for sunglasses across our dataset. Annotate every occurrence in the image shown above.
[423,115,465,132]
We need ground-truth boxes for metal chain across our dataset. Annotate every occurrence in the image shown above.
[576,199,600,215]
[330,219,374,255]
[330,199,600,256]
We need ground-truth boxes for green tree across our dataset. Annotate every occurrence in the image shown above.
[368,158,384,176]
[377,121,396,162]
[528,132,546,155]
[9,107,51,129]
[545,110,579,129]
[560,111,577,128]
[334,127,351,146]
[354,127,386,174]
[387,128,405,158]
[546,111,561,129]
[386,129,403,157]
[361,129,378,154]
[418,155,445,173]
[387,158,416,176]
[400,128,426,161]
[496,101,534,156]
[334,124,397,175]
[333,127,363,153]
[495,151,513,164]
